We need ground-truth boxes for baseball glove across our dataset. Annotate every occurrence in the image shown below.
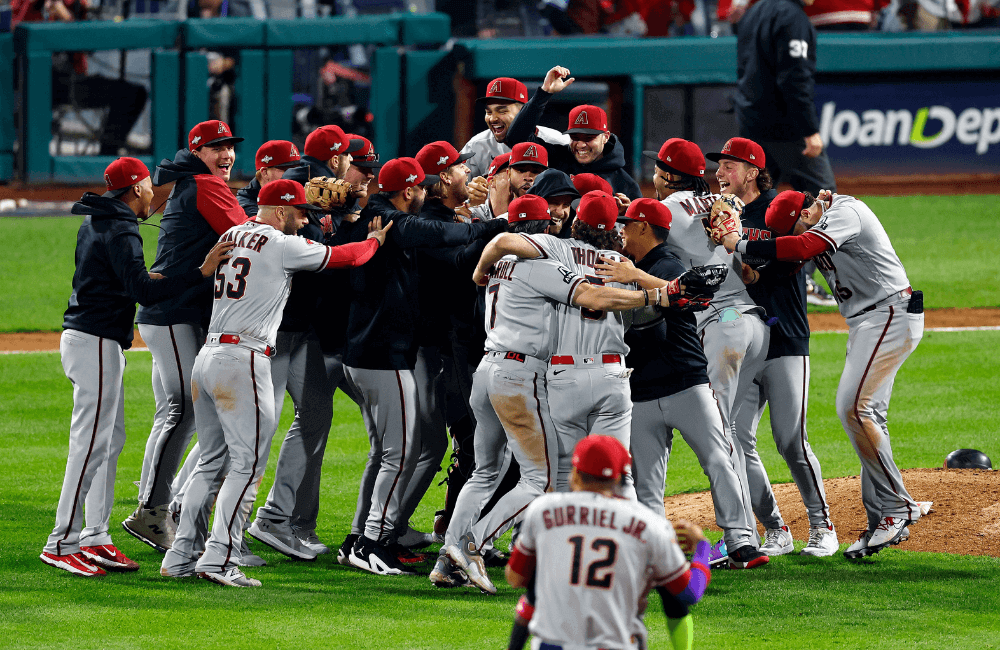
[304,176,352,210]
[662,264,728,311]
[704,193,745,245]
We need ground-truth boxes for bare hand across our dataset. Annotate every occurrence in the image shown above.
[816,189,833,211]
[802,132,823,158]
[455,203,473,222]
[366,216,393,246]
[199,241,235,277]
[492,172,512,216]
[672,519,707,554]
[148,271,164,280]
[721,231,741,253]
[541,66,575,94]
[472,264,493,287]
[595,256,638,283]
[614,193,631,216]
[740,263,759,285]
[467,176,489,207]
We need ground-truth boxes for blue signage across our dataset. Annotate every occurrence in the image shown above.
[814,82,1000,175]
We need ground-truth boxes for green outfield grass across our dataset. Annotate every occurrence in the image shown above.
[1,194,997,331]
[1,329,998,649]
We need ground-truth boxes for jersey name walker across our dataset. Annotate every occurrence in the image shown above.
[806,194,911,317]
[210,220,332,346]
[516,491,689,650]
[484,255,585,359]
[520,234,631,357]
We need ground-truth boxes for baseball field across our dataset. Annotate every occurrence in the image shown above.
[0,194,998,649]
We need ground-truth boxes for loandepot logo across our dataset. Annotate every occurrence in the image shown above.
[820,102,1000,154]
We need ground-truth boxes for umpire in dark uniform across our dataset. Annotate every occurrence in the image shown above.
[734,0,837,196]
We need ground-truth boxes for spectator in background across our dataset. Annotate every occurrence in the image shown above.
[188,0,252,123]
[806,0,886,29]
[12,0,148,156]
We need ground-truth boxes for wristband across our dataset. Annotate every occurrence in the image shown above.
[643,289,649,306]
[655,287,661,306]
[736,240,748,254]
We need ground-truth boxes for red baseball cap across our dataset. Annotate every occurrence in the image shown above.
[415,141,474,176]
[573,435,632,480]
[255,140,302,171]
[487,153,511,180]
[576,190,618,231]
[566,105,609,135]
[188,120,243,151]
[509,142,548,169]
[478,77,529,104]
[507,194,551,223]
[103,157,150,197]
[347,134,380,168]
[618,197,672,229]
[257,179,324,212]
[765,190,806,235]
[643,138,705,178]
[377,157,440,192]
[304,125,365,160]
[571,173,613,196]
[706,137,766,168]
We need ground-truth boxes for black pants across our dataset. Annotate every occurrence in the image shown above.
[53,73,148,156]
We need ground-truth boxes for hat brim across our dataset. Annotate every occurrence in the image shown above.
[351,159,382,169]
[264,161,306,171]
[419,174,441,186]
[199,136,245,148]
[456,151,475,164]
[641,150,662,161]
[565,127,606,135]
[509,161,548,170]
[102,187,132,199]
[345,138,366,155]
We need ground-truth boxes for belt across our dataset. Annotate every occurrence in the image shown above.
[484,350,547,371]
[858,286,912,315]
[207,332,275,357]
[550,354,622,366]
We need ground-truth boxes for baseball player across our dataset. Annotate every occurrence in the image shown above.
[709,137,838,557]
[161,179,389,586]
[468,142,548,221]
[721,189,924,559]
[339,158,507,576]
[283,124,364,188]
[505,435,711,650]
[41,158,232,577]
[504,66,642,199]
[525,168,580,237]
[128,120,248,552]
[460,76,570,180]
[596,198,768,570]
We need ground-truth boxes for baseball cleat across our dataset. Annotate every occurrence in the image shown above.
[429,553,470,588]
[760,526,795,556]
[843,530,873,560]
[398,525,437,550]
[121,504,175,553]
[337,534,359,567]
[868,517,911,548]
[39,551,106,577]
[248,518,317,561]
[708,538,729,568]
[198,567,262,587]
[481,546,509,568]
[728,544,770,569]
[389,542,429,565]
[160,557,197,578]
[348,537,414,576]
[238,536,268,567]
[295,530,331,555]
[444,533,496,594]
[80,544,139,572]
[800,525,839,557]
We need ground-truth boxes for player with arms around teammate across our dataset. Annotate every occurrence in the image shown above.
[506,435,711,650]
[128,120,248,552]
[721,190,924,559]
[710,137,838,557]
[41,158,233,577]
[161,179,390,587]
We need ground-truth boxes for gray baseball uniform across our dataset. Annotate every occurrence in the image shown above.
[461,126,569,179]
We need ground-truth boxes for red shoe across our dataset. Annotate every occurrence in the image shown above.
[389,542,428,565]
[80,544,140,572]
[40,551,106,577]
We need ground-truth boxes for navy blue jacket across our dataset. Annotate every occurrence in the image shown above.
[505,88,642,200]
[64,193,204,349]
[735,0,820,142]
[136,149,246,327]
[741,188,810,357]
[625,243,710,402]
[343,193,506,370]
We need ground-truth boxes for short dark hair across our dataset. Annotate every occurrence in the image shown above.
[756,167,773,192]
[378,189,406,202]
[510,220,549,235]
[650,224,670,243]
[801,191,816,210]
[658,163,711,197]
[571,219,621,252]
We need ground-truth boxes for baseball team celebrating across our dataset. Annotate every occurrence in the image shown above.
[41,60,925,650]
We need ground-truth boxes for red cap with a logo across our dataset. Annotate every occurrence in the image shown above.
[765,190,806,235]
[706,137,766,168]
[487,153,511,180]
[188,120,244,151]
[378,157,440,192]
[618,197,672,229]
[258,179,324,211]
[566,105,609,135]
[507,194,551,223]
[509,142,548,169]
[255,140,302,171]
[478,77,529,104]
[304,125,365,160]
[643,138,705,178]
[576,190,618,231]
[103,157,150,197]
[347,134,380,168]
[415,141,474,176]
[572,435,632,480]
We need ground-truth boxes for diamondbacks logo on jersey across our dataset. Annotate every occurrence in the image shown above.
[558,265,576,284]
[574,112,589,126]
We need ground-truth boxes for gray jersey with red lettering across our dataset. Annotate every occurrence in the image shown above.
[807,194,911,317]
[514,490,688,650]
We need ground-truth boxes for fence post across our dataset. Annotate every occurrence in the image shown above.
[264,49,294,143]
[235,49,265,176]
[371,46,402,162]
[182,51,210,132]
[22,51,53,182]
[152,50,181,165]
